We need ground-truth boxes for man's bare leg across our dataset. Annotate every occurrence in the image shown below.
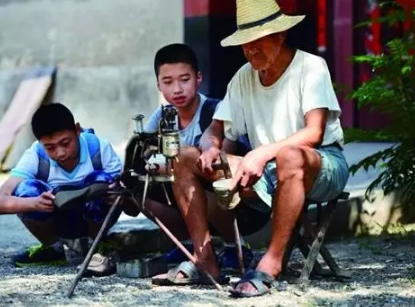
[235,146,322,294]
[169,147,242,279]
[206,191,239,243]
[172,147,222,277]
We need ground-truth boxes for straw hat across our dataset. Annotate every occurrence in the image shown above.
[221,0,305,47]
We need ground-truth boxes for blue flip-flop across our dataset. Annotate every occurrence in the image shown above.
[229,270,274,298]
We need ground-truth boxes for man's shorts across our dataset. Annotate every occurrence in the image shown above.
[13,171,121,239]
[252,144,349,211]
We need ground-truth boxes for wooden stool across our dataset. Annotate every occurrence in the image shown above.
[282,192,352,283]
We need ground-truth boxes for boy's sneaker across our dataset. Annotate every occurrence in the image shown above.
[217,244,254,271]
[77,240,119,277]
[79,253,116,277]
[12,244,67,267]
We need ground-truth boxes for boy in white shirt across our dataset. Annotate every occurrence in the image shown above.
[142,43,255,271]
[0,103,133,269]
[155,0,349,297]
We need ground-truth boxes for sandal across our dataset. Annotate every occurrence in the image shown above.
[151,261,229,286]
[229,270,274,298]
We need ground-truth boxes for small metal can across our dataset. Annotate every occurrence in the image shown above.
[161,132,180,157]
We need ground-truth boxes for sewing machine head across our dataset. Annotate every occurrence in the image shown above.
[122,105,180,189]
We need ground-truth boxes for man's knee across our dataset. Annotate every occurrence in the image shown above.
[275,146,307,181]
[174,146,200,176]
[177,146,200,164]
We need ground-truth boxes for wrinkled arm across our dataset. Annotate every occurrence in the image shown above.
[199,119,224,152]
[199,119,237,154]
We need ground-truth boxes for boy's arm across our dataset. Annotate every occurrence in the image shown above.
[0,176,24,213]
[0,176,41,214]
[0,144,53,214]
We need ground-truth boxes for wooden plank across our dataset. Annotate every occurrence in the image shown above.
[0,67,56,168]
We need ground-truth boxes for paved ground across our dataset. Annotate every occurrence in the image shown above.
[0,236,414,307]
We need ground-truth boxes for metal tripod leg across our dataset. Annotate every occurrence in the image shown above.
[233,215,245,276]
[161,183,172,206]
[67,195,122,298]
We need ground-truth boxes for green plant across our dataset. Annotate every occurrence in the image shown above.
[347,1,415,204]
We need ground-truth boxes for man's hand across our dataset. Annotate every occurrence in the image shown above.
[198,147,221,174]
[230,148,268,190]
[29,192,55,212]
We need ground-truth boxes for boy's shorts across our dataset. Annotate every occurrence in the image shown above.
[251,144,350,212]
[13,171,121,239]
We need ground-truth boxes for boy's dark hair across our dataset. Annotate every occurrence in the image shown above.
[31,103,76,139]
[154,43,199,76]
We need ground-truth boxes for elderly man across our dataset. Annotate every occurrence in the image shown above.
[154,0,349,298]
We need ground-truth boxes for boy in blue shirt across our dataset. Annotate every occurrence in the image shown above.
[0,103,134,268]
[141,44,258,271]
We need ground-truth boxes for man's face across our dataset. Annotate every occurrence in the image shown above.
[39,127,81,170]
[242,33,286,71]
[157,63,202,109]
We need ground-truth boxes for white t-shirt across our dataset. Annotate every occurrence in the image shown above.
[213,50,344,149]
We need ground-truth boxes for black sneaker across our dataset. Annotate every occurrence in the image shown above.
[12,244,67,268]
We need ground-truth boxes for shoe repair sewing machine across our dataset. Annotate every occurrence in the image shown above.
[123,105,179,187]
[66,105,244,297]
